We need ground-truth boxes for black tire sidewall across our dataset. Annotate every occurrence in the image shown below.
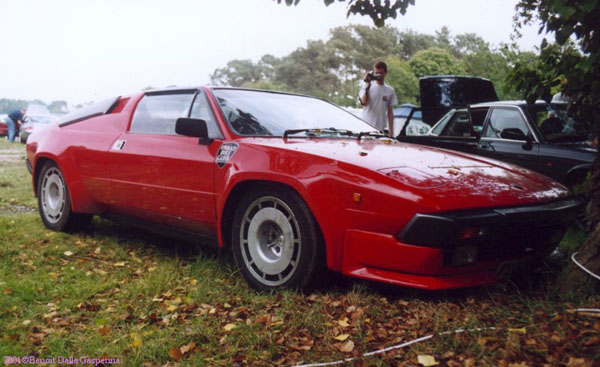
[231,186,322,291]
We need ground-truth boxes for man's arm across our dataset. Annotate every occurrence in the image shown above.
[359,83,370,106]
[387,105,394,137]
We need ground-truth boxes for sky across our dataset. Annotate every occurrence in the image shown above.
[0,0,546,105]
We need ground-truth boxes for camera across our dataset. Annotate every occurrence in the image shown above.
[365,72,383,82]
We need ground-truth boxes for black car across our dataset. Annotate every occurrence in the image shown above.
[398,101,595,188]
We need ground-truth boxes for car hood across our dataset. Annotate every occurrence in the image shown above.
[552,141,597,156]
[241,137,570,207]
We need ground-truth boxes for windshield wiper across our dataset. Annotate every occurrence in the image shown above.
[358,131,389,141]
[283,128,358,139]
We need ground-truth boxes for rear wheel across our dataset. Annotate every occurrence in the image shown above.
[231,186,323,291]
[37,162,92,232]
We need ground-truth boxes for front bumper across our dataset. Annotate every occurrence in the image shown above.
[341,198,580,290]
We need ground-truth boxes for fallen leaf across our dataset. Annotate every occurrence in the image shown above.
[169,346,183,361]
[418,355,439,366]
[131,333,142,348]
[99,325,111,336]
[584,336,600,346]
[334,334,350,341]
[339,340,354,353]
[508,327,527,334]
[338,317,350,328]
[224,323,237,331]
[180,341,196,354]
[566,357,591,367]
[22,320,31,326]
[114,261,126,267]
[64,251,74,257]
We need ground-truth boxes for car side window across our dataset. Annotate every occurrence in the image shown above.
[130,93,194,135]
[483,108,530,140]
[190,92,223,139]
[469,107,489,134]
[430,110,454,136]
[441,111,472,137]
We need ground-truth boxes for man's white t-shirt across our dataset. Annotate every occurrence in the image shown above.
[359,82,398,131]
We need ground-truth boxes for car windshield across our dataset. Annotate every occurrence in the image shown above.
[27,115,56,124]
[528,104,590,143]
[212,89,377,137]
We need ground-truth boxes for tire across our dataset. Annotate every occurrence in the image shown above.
[37,162,92,232]
[231,185,324,292]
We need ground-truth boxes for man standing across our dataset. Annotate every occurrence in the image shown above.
[5,108,26,142]
[358,61,398,136]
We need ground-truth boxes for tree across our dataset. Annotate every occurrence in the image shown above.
[274,40,340,99]
[408,48,465,78]
[513,0,600,288]
[397,30,436,60]
[384,56,418,104]
[276,0,415,27]
[210,59,263,87]
[48,101,69,114]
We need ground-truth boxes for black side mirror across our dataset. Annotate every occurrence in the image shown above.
[522,132,534,151]
[175,118,212,145]
[500,128,527,141]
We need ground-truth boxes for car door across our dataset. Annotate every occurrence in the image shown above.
[477,107,541,171]
[108,90,223,234]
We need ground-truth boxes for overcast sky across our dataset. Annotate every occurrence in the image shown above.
[1,0,545,105]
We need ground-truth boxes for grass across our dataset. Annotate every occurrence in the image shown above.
[1,138,598,366]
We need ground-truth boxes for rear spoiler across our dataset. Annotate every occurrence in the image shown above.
[58,96,121,127]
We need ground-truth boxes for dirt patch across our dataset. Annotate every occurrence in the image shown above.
[0,204,36,216]
[0,147,26,165]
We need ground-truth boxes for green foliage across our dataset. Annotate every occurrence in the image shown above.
[513,0,600,135]
[47,101,68,114]
[0,99,29,114]
[276,0,415,28]
[408,48,466,78]
[384,56,418,104]
[210,24,530,107]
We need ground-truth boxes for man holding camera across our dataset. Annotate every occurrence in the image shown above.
[358,61,398,136]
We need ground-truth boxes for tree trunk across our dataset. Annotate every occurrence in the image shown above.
[562,147,600,289]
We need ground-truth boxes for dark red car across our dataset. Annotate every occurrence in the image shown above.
[0,115,8,136]
[25,87,579,291]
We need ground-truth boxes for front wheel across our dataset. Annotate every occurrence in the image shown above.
[37,162,92,232]
[231,186,324,292]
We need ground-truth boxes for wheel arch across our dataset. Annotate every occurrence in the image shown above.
[33,155,58,197]
[33,153,100,214]
[219,179,326,254]
[562,164,591,188]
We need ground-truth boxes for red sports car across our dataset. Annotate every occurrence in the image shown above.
[25,87,579,291]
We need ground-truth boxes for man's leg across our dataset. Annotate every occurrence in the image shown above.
[7,119,15,142]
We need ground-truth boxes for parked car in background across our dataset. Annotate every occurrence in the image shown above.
[20,114,58,143]
[0,114,8,137]
[393,103,429,136]
[418,75,499,126]
[398,101,595,189]
[26,87,579,291]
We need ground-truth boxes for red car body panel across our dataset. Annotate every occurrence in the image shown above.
[0,120,7,136]
[26,88,577,290]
